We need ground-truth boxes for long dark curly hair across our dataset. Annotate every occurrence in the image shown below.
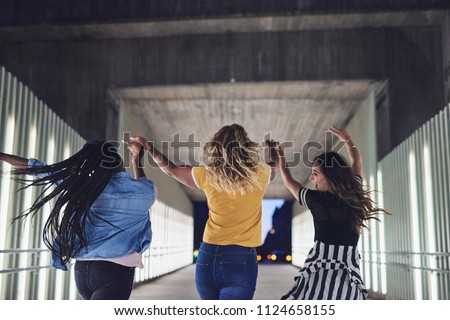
[314,152,391,234]
[10,141,122,267]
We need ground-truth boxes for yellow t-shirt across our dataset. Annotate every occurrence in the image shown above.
[192,163,271,247]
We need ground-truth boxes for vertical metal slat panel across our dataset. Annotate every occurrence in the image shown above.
[379,103,450,299]
[0,68,85,300]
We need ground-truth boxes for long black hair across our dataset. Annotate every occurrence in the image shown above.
[10,141,122,267]
[314,152,391,234]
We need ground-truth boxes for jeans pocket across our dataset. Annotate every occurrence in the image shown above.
[195,262,209,288]
[220,261,251,286]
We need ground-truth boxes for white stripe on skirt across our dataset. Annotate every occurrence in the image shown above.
[281,241,368,300]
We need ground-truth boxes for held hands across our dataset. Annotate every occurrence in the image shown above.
[122,136,155,163]
[126,141,144,160]
[123,136,154,152]
[265,139,279,164]
[265,140,283,157]
[122,137,149,179]
[265,140,285,170]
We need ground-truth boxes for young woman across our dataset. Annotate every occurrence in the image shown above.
[0,140,157,300]
[127,123,276,300]
[276,125,390,300]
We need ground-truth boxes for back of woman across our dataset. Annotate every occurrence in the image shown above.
[275,126,391,300]
[302,187,361,247]
[128,124,275,300]
[193,161,270,248]
[290,171,367,300]
[1,141,157,300]
[192,124,271,299]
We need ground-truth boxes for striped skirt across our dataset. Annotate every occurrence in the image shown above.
[281,241,368,300]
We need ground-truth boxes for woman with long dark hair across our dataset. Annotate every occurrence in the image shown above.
[126,123,277,300]
[276,126,391,300]
[0,140,156,300]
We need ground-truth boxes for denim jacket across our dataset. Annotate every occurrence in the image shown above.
[28,159,157,270]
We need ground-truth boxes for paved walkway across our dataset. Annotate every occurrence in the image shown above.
[131,263,300,300]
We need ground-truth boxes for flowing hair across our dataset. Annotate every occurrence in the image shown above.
[203,124,264,195]
[314,152,391,234]
[9,141,122,267]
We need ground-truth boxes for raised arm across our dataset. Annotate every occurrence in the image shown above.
[274,141,303,201]
[127,136,198,188]
[0,152,29,168]
[265,140,278,182]
[329,125,362,177]
[126,141,146,179]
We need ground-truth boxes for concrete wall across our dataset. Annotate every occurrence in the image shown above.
[346,92,378,180]
[1,0,449,25]
[0,25,445,151]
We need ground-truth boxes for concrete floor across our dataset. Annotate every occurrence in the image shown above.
[130,263,300,300]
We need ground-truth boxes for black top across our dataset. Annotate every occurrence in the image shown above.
[298,175,363,247]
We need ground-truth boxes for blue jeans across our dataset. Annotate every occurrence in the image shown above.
[195,242,258,300]
[74,260,135,300]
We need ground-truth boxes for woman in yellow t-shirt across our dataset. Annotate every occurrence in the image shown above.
[128,124,276,299]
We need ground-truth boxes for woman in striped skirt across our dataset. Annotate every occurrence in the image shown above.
[273,126,391,300]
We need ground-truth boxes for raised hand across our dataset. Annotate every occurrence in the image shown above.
[329,125,361,175]
[130,136,153,151]
[126,141,144,159]
[329,125,352,142]
[265,139,279,164]
[124,141,144,157]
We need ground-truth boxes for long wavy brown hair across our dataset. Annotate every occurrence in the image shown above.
[203,124,264,195]
[314,152,392,234]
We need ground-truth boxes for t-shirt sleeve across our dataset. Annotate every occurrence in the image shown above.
[298,188,323,210]
[192,166,205,189]
[298,188,311,208]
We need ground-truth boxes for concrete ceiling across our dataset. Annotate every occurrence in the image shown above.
[0,11,446,41]
[115,80,384,201]
[0,8,418,200]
